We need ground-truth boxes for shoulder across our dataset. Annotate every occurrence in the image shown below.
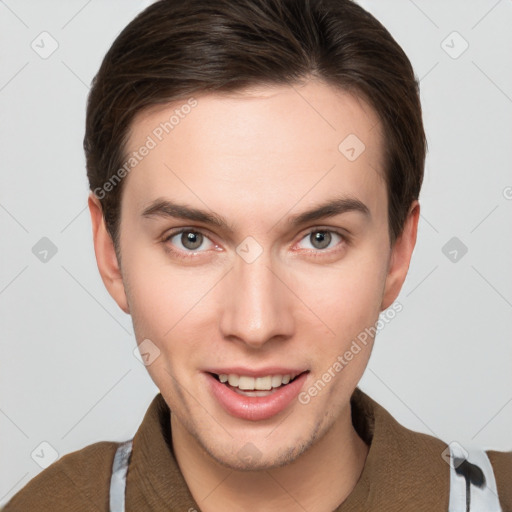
[487,449,512,511]
[2,441,119,512]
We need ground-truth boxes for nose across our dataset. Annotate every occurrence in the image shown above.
[219,248,295,349]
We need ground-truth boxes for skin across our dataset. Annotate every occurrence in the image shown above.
[89,79,419,512]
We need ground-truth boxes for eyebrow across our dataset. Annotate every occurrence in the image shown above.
[285,196,370,227]
[141,195,370,232]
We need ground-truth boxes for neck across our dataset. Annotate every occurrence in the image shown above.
[171,406,369,512]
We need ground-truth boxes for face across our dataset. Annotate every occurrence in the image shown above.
[91,80,417,470]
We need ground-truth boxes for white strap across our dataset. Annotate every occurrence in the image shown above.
[109,439,133,512]
[448,443,502,512]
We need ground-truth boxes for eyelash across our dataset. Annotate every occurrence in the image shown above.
[161,227,349,260]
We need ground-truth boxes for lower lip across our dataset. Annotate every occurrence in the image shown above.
[205,372,308,421]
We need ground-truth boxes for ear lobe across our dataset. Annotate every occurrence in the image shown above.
[88,192,130,314]
[380,201,420,311]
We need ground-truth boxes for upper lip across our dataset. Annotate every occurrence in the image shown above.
[205,367,308,379]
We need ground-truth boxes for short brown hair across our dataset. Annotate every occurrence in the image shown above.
[84,0,426,249]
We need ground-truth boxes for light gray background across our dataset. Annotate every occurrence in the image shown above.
[1,0,511,504]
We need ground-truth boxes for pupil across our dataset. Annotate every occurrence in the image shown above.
[182,231,202,250]
[311,231,331,249]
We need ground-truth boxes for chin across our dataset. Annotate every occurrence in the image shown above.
[201,434,314,472]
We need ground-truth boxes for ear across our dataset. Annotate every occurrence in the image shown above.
[380,200,420,310]
[88,192,130,314]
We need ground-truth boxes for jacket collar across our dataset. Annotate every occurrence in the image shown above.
[126,386,449,510]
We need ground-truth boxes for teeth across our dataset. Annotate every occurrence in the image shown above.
[271,375,282,388]
[238,376,255,390]
[218,373,295,390]
[255,376,272,390]
[227,374,239,387]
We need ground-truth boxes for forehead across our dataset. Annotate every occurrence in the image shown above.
[121,80,386,225]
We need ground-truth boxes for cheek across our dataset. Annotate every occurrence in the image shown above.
[122,252,223,389]
[292,248,388,343]
[122,244,211,335]
[123,264,174,338]
[124,261,204,393]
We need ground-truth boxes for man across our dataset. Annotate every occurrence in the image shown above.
[4,0,510,510]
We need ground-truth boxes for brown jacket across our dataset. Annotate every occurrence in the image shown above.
[3,387,511,511]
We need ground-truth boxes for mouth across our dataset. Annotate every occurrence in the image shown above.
[204,370,309,421]
[208,371,305,397]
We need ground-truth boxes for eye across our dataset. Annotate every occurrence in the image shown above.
[164,229,215,252]
[297,229,345,251]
